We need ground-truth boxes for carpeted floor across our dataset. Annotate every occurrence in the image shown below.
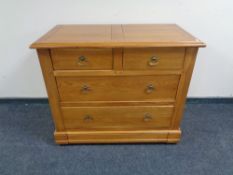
[0,102,232,175]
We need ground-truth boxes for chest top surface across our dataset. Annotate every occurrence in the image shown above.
[30,24,205,49]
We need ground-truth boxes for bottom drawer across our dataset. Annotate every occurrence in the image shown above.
[61,106,174,131]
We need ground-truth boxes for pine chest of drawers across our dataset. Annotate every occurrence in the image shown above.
[30,24,205,144]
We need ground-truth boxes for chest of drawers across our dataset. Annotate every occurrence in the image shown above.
[30,24,205,144]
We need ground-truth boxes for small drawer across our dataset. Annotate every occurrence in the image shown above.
[123,48,185,70]
[56,75,180,102]
[51,48,113,70]
[62,106,174,130]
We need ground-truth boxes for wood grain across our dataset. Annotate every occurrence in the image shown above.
[30,24,206,48]
[56,75,180,102]
[172,48,198,129]
[60,100,175,107]
[113,48,123,70]
[61,105,174,130]
[123,48,185,70]
[37,49,66,132]
[59,129,181,143]
[31,24,204,144]
[54,131,68,144]
[53,70,182,77]
[51,48,113,70]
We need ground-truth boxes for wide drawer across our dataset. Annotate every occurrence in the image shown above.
[56,75,180,102]
[51,48,113,70]
[62,105,174,130]
[123,48,185,70]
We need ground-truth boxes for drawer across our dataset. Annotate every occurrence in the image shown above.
[56,75,180,102]
[62,106,174,130]
[123,48,185,70]
[51,48,113,70]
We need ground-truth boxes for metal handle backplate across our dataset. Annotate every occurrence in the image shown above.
[145,84,155,94]
[77,56,88,66]
[81,85,91,94]
[143,113,153,122]
[83,115,93,122]
[148,56,159,66]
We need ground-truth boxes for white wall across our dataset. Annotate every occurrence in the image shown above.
[0,0,233,98]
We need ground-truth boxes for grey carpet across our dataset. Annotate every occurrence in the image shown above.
[0,102,232,175]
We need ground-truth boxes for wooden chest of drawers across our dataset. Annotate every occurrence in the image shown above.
[30,24,205,144]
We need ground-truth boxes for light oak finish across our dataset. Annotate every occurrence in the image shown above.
[53,70,182,77]
[30,24,205,48]
[172,48,198,129]
[61,130,181,143]
[31,24,205,144]
[37,49,66,132]
[113,48,123,70]
[60,101,175,107]
[62,106,174,130]
[123,48,185,70]
[51,48,113,70]
[56,75,180,102]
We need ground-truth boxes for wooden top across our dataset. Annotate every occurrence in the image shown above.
[30,24,206,48]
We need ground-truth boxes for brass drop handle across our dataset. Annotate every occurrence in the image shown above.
[77,56,88,65]
[81,85,91,93]
[143,113,153,122]
[83,115,93,122]
[148,56,159,66]
[146,84,155,94]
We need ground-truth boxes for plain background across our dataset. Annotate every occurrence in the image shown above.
[0,0,233,98]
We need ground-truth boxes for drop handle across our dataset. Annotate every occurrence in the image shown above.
[83,115,93,122]
[143,113,153,122]
[81,85,91,94]
[77,56,88,65]
[145,84,155,94]
[148,56,159,66]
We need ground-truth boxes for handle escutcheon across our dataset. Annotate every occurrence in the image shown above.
[145,84,155,94]
[77,56,88,66]
[81,85,91,94]
[83,115,93,122]
[148,56,159,66]
[143,113,153,122]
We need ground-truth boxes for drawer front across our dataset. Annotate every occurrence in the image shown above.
[56,75,180,102]
[62,106,174,130]
[123,48,185,70]
[51,48,113,70]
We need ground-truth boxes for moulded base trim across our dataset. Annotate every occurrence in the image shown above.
[54,129,181,144]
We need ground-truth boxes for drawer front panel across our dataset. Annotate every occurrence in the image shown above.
[51,48,113,70]
[123,48,185,70]
[56,75,180,102]
[62,106,174,130]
